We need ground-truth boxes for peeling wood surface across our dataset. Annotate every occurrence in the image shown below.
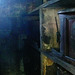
[42,8,62,51]
[40,8,63,75]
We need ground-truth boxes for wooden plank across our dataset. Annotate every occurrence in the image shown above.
[39,9,43,50]
[51,48,62,57]
[39,9,44,75]
[42,51,75,75]
[28,0,59,14]
[58,8,75,14]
